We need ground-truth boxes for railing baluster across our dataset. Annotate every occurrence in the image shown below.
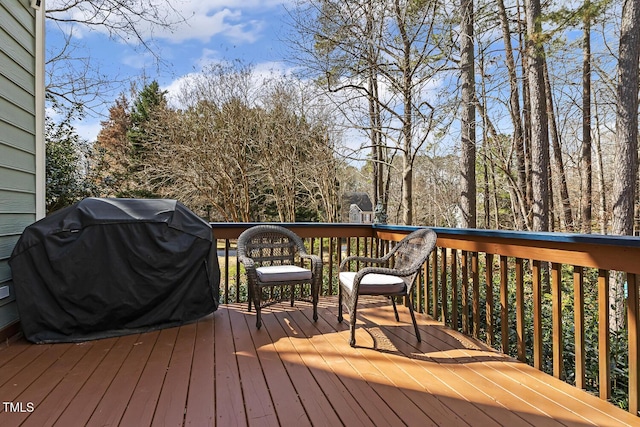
[328,237,334,295]
[551,263,563,379]
[235,240,240,303]
[574,266,585,390]
[533,260,542,370]
[628,273,639,415]
[440,247,448,325]
[599,269,611,400]
[432,249,438,320]
[425,257,431,316]
[472,251,480,339]
[224,239,230,304]
[462,250,469,335]
[500,255,508,354]
[451,249,458,330]
[516,257,525,362]
[486,253,494,347]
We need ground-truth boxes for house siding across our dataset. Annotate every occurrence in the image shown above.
[0,0,37,331]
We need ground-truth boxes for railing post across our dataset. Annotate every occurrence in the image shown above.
[224,239,230,304]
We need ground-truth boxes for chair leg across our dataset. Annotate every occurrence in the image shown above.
[312,282,319,322]
[407,299,421,342]
[253,287,262,329]
[349,311,357,347]
[290,284,295,307]
[338,287,343,323]
[391,297,400,321]
[248,285,253,312]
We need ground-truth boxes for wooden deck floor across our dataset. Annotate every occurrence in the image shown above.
[0,297,638,427]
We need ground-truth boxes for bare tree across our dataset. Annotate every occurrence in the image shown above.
[45,0,186,114]
[525,0,550,232]
[460,0,476,228]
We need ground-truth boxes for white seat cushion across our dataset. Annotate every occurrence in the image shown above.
[339,271,406,295]
[256,265,313,283]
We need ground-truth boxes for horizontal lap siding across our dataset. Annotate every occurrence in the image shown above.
[0,0,37,331]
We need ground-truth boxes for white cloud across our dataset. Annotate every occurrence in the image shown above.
[47,0,287,45]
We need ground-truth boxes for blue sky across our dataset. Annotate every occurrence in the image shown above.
[46,0,295,141]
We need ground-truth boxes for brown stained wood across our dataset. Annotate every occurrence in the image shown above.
[295,308,398,426]
[451,249,458,330]
[151,323,197,427]
[232,305,309,426]
[53,334,141,427]
[532,260,542,370]
[184,316,216,427]
[516,258,526,362]
[236,247,241,303]
[423,261,430,315]
[224,239,230,304]
[259,309,343,426]
[227,308,279,426]
[551,263,562,379]
[471,251,480,339]
[328,237,334,295]
[18,337,117,427]
[214,308,247,427]
[87,331,160,426]
[434,234,640,275]
[573,266,585,390]
[0,339,30,368]
[461,251,469,335]
[278,309,374,426]
[0,343,51,388]
[344,303,544,426]
[119,327,179,427]
[1,299,639,426]
[598,269,611,401]
[431,250,438,321]
[1,342,90,426]
[500,255,509,354]
[485,253,494,347]
[440,247,448,324]
[629,274,640,416]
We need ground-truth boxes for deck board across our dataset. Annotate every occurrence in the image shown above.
[0,297,639,427]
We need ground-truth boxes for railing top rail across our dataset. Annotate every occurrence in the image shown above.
[373,224,640,248]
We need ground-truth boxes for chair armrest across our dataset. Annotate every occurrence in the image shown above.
[238,255,255,270]
[339,252,392,271]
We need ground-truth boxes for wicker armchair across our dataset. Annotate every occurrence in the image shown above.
[338,228,437,347]
[238,225,322,329]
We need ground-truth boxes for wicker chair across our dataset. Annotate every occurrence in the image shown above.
[338,228,437,347]
[238,225,322,329]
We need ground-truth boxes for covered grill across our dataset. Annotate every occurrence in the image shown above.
[9,198,219,343]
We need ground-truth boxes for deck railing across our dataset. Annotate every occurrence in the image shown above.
[210,222,640,416]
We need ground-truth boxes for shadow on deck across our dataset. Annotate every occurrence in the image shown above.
[0,297,637,426]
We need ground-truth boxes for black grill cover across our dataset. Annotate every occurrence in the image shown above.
[9,198,220,343]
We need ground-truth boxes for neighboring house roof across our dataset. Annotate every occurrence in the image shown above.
[341,192,373,222]
[343,192,373,211]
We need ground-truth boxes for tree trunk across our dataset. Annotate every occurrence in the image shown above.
[543,61,574,232]
[460,0,476,228]
[518,0,533,227]
[581,4,593,233]
[497,0,527,230]
[525,0,550,232]
[611,0,640,330]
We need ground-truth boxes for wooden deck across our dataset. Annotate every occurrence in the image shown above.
[0,297,638,427]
